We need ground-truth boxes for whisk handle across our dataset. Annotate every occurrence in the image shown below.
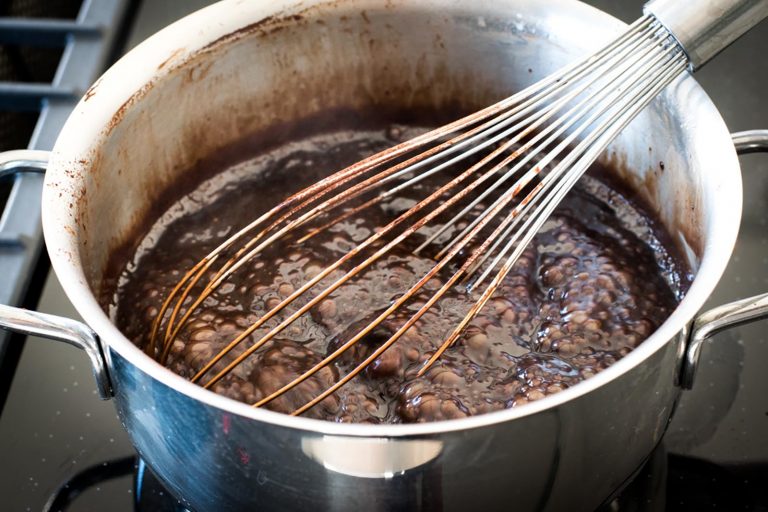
[645,0,768,70]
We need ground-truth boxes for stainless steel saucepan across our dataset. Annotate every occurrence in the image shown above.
[1,1,767,510]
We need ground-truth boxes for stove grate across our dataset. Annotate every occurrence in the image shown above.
[0,0,133,411]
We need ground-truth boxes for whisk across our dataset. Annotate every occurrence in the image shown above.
[147,0,768,416]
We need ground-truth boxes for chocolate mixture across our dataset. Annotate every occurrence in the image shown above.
[108,121,690,424]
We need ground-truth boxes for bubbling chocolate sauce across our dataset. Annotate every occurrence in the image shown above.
[108,122,689,423]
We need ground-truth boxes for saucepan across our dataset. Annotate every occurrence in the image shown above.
[0,0,767,510]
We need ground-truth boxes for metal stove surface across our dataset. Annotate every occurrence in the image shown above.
[0,1,767,511]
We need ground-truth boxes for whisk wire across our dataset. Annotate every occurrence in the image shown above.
[424,24,675,261]
[152,16,661,357]
[459,38,686,284]
[196,122,544,387]
[421,54,687,373]
[250,33,685,405]
[445,56,687,339]
[149,14,690,415]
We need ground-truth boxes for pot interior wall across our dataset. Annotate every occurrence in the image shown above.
[81,0,706,296]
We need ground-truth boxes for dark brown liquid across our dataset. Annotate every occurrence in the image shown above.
[107,122,689,423]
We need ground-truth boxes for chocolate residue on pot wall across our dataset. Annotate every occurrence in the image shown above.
[599,145,704,268]
[198,13,306,54]
[83,4,511,294]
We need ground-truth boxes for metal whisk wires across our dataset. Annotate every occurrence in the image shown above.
[148,15,687,416]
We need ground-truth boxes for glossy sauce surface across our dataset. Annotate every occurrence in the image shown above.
[109,124,688,423]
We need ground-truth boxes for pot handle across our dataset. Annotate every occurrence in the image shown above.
[680,130,768,389]
[0,150,113,399]
[0,305,112,399]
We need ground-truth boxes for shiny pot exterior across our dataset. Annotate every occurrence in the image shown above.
[28,0,748,511]
[109,330,684,511]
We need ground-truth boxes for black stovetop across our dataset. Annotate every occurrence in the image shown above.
[0,1,767,511]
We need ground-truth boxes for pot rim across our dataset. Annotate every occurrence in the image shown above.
[42,0,742,437]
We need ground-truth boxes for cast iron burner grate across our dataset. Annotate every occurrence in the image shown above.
[41,445,766,511]
[42,457,188,512]
[0,0,133,411]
